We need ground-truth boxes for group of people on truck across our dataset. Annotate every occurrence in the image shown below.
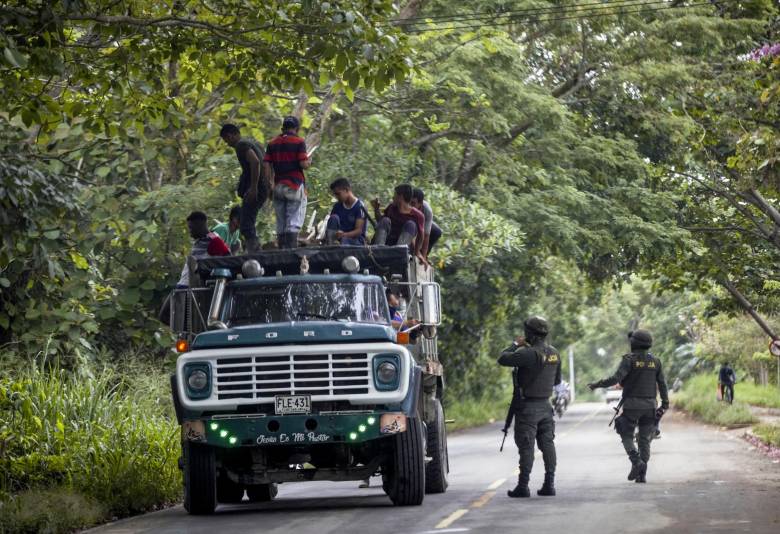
[209,116,443,264]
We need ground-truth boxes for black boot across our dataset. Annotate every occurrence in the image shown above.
[627,451,645,481]
[635,460,647,483]
[537,472,555,496]
[507,473,530,498]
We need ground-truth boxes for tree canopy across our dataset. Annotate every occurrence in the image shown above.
[1,0,778,390]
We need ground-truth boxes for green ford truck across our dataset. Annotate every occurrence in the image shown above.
[168,246,448,514]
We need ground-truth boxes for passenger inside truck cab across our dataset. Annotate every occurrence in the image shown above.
[386,289,418,332]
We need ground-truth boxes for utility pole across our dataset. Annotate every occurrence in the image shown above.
[568,346,575,402]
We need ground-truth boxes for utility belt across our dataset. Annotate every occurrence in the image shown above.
[511,394,550,407]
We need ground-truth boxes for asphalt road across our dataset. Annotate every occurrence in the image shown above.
[92,403,780,534]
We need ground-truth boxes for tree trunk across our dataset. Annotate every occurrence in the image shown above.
[292,89,309,120]
[721,277,779,340]
[350,100,361,154]
[745,188,780,229]
[304,85,338,152]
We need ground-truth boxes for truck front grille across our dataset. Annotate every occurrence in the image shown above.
[214,353,371,400]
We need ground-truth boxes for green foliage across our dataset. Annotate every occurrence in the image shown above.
[0,487,106,534]
[696,313,780,385]
[445,389,511,433]
[752,423,780,447]
[728,381,780,409]
[674,374,757,426]
[0,358,180,517]
[567,277,703,390]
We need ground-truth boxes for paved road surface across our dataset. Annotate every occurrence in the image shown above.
[92,403,780,534]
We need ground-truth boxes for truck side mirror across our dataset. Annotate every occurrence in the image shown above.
[421,282,441,325]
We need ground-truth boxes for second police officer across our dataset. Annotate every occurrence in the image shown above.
[498,316,561,498]
[588,330,670,484]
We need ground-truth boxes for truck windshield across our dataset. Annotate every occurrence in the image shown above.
[224,282,390,327]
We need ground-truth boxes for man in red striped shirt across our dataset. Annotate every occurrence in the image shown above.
[263,116,311,249]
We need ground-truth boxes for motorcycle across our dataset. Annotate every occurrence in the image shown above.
[554,393,568,418]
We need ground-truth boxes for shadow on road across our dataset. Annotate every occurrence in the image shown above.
[214,492,393,516]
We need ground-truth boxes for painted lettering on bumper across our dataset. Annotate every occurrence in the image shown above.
[187,412,406,448]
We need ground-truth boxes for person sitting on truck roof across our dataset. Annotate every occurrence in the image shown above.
[211,205,242,255]
[263,116,311,249]
[326,178,368,246]
[410,187,442,261]
[176,211,230,288]
[371,184,425,261]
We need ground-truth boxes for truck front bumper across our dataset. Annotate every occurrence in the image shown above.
[182,411,408,448]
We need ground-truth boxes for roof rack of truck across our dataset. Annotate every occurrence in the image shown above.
[197,245,412,280]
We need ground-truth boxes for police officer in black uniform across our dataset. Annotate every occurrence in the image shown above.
[588,330,669,483]
[498,316,561,498]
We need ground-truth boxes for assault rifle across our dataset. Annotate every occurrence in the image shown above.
[608,397,625,427]
[500,402,514,452]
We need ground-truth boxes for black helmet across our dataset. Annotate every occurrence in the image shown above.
[524,316,549,337]
[628,329,653,349]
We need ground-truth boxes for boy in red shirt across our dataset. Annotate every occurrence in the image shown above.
[263,116,311,249]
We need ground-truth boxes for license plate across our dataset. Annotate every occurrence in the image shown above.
[274,395,311,415]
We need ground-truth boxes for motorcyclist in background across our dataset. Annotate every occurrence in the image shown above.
[553,380,570,417]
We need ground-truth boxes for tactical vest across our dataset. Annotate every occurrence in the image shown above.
[516,345,560,398]
[621,352,659,398]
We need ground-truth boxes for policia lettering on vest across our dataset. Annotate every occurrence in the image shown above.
[498,316,562,498]
[588,330,670,484]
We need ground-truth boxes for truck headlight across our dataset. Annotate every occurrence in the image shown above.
[377,362,397,383]
[184,363,211,399]
[188,370,208,391]
[373,354,400,391]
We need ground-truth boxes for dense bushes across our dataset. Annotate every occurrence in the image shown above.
[673,374,757,426]
[0,358,180,532]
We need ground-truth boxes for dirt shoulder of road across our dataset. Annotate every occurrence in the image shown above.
[673,406,780,466]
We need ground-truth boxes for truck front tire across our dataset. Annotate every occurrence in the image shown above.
[183,441,217,514]
[383,417,425,506]
[425,398,449,494]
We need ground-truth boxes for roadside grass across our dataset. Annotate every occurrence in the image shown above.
[673,374,757,426]
[0,357,181,533]
[752,423,780,447]
[732,381,780,409]
[445,389,512,432]
[0,488,106,533]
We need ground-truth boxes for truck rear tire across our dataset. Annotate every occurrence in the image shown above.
[183,442,217,515]
[217,474,245,503]
[425,399,449,494]
[246,483,278,502]
[383,417,425,506]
